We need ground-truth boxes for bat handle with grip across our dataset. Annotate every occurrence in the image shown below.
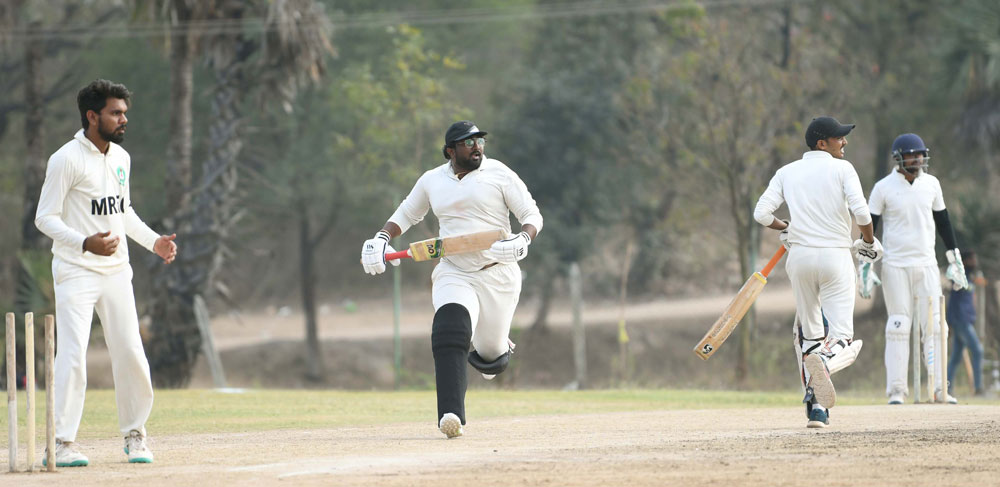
[759,246,787,278]
[385,249,412,261]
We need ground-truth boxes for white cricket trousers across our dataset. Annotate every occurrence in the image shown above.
[785,246,856,341]
[52,258,153,441]
[882,263,944,396]
[431,260,521,360]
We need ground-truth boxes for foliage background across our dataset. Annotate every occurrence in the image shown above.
[1,0,999,388]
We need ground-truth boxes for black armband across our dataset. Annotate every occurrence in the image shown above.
[932,209,958,250]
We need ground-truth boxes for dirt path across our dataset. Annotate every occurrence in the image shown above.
[6,404,998,486]
[178,285,827,349]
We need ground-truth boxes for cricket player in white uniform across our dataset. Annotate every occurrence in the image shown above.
[34,80,178,466]
[862,133,966,405]
[754,116,881,428]
[361,121,542,438]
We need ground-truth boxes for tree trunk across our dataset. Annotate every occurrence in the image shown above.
[298,199,324,381]
[21,22,46,251]
[872,108,893,183]
[147,41,250,387]
[166,3,195,213]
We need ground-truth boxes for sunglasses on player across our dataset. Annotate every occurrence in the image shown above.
[454,137,486,149]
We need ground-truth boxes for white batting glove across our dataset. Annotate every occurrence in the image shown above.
[857,262,881,299]
[361,230,400,275]
[945,249,969,290]
[778,220,791,250]
[488,231,531,263]
[852,237,883,264]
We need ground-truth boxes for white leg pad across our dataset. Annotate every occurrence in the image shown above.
[885,314,911,396]
[826,339,863,375]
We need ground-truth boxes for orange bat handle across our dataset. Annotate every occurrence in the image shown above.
[385,249,412,261]
[760,246,786,278]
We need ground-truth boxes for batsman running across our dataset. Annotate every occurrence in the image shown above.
[360,121,542,438]
[34,80,177,466]
[862,133,966,405]
[753,116,880,428]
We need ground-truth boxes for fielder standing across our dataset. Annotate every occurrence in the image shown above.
[360,121,542,438]
[754,116,881,428]
[862,133,966,404]
[35,79,177,465]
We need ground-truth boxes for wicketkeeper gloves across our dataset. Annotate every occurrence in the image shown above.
[945,249,969,290]
[857,262,881,299]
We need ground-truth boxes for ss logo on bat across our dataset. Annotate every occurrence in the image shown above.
[701,344,714,354]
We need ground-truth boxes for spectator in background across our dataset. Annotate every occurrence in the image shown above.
[947,249,986,396]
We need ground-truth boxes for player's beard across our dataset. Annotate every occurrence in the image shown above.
[98,120,126,144]
[453,149,483,172]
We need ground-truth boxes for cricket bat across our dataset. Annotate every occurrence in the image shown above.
[385,229,505,262]
[693,246,787,360]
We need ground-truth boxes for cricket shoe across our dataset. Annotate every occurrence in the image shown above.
[888,389,905,405]
[124,430,154,463]
[804,353,836,408]
[438,412,464,439]
[806,408,830,428]
[935,389,958,405]
[43,440,89,467]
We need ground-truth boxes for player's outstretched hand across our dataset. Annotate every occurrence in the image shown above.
[945,249,969,290]
[857,262,881,299]
[488,231,531,263]
[361,230,400,275]
[84,230,120,256]
[154,234,178,264]
[852,237,883,264]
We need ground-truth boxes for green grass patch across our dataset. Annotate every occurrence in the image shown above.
[2,388,997,442]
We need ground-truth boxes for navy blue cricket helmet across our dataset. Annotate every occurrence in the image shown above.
[891,133,930,174]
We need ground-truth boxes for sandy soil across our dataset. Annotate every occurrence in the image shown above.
[4,404,998,486]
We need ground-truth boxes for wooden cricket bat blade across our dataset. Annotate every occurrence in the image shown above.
[693,246,786,360]
[385,229,505,262]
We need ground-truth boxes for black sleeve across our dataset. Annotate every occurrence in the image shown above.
[932,209,958,250]
[870,214,880,233]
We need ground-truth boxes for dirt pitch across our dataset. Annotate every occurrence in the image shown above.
[6,404,999,486]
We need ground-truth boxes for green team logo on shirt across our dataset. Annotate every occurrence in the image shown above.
[116,167,126,186]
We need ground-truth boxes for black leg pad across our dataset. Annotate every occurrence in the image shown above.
[431,303,472,425]
[468,349,510,375]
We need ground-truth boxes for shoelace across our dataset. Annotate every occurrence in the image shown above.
[128,433,147,452]
[57,441,82,456]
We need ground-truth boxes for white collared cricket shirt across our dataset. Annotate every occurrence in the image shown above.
[868,170,946,268]
[35,129,159,274]
[389,158,543,273]
[754,150,872,248]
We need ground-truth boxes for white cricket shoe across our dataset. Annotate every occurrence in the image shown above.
[804,353,836,408]
[888,390,905,405]
[43,440,89,467]
[124,430,154,463]
[935,389,959,405]
[438,412,464,439]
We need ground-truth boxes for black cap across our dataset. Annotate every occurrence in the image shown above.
[805,116,855,148]
[444,121,487,145]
